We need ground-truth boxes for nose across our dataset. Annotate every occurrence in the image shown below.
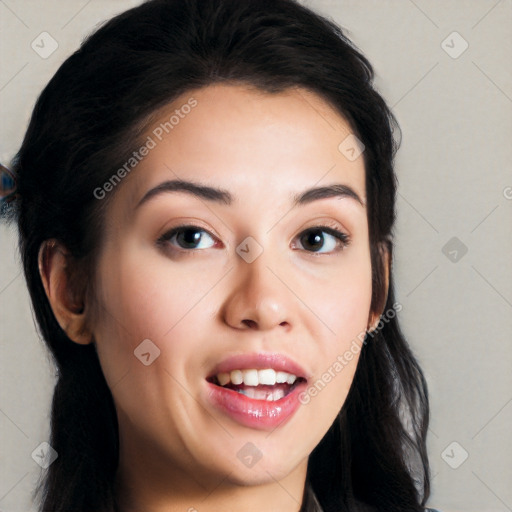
[222,247,292,332]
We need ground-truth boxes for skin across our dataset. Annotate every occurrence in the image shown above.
[39,84,388,512]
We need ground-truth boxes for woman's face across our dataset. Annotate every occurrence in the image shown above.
[91,84,373,499]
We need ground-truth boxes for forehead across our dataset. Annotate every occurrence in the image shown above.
[112,84,366,223]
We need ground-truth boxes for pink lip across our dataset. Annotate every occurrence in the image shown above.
[205,379,307,430]
[206,352,310,380]
[204,352,310,430]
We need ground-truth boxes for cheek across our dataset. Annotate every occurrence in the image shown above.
[297,253,372,415]
[91,253,206,431]
[91,246,217,383]
[304,253,373,341]
[95,243,203,339]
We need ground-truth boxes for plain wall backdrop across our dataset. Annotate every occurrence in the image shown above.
[0,1,511,511]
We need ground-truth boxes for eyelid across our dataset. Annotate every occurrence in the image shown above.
[300,218,348,235]
[297,218,351,240]
[156,217,220,239]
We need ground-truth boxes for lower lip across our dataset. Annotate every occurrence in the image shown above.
[205,381,307,430]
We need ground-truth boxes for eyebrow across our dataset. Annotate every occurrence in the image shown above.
[135,179,365,209]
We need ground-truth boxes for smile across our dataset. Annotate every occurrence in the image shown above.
[204,353,310,430]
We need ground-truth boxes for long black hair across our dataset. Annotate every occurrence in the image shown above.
[4,0,431,510]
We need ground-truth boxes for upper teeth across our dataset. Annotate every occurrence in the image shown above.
[216,369,298,387]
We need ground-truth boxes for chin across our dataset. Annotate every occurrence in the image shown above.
[223,462,298,486]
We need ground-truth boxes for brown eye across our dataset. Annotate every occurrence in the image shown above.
[295,226,350,254]
[158,225,217,250]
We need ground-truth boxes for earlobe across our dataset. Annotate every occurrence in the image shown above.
[38,239,92,345]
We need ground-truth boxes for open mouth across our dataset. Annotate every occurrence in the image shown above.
[204,360,309,429]
[206,369,307,402]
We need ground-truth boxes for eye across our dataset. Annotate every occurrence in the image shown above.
[157,223,351,255]
[157,224,217,251]
[293,225,350,254]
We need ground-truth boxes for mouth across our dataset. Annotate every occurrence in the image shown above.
[203,352,309,430]
[206,369,307,402]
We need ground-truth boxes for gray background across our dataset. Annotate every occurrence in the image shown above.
[1,1,511,511]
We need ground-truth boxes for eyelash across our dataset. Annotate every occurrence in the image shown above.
[157,222,351,256]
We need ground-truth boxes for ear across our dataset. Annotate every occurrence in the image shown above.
[38,239,92,345]
[367,240,390,332]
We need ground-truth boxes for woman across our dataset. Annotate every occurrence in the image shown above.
[2,0,441,510]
